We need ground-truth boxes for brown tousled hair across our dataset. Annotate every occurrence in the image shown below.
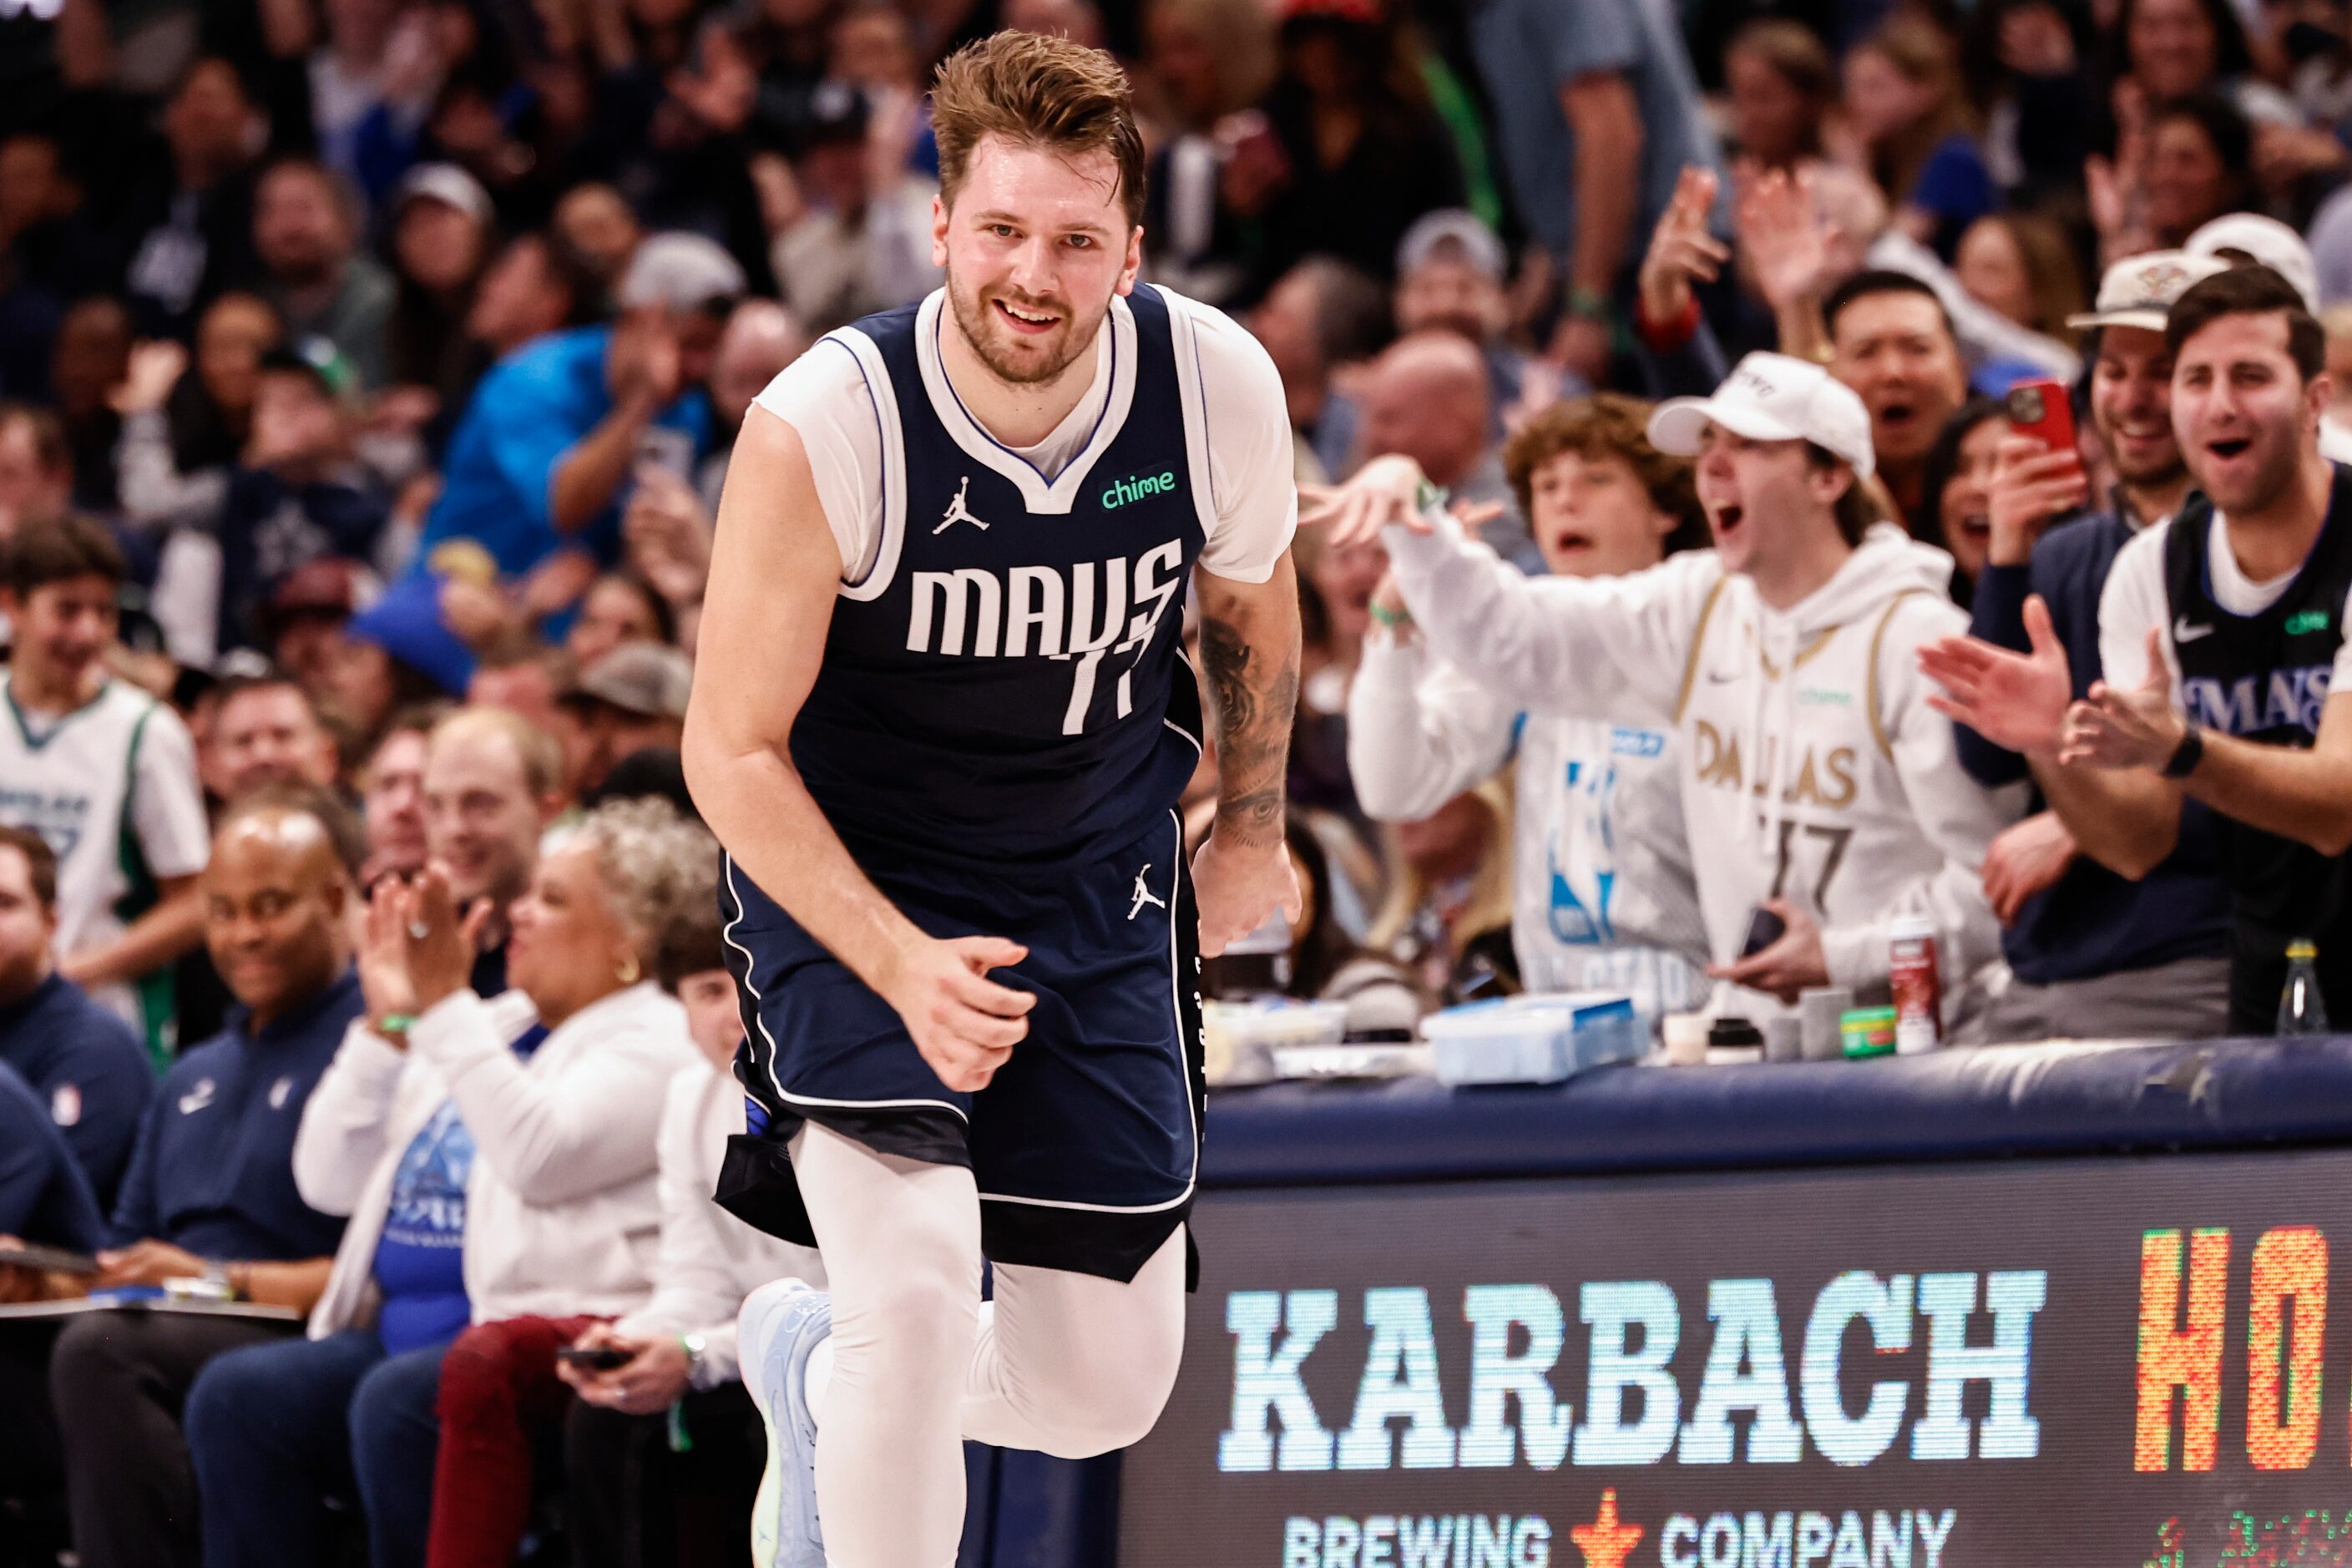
[930,31,1146,229]
[1503,394,1708,554]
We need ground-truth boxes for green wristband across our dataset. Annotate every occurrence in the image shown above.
[375,1014,417,1038]
[1368,602,1414,630]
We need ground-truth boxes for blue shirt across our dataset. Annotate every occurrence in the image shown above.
[369,1023,544,1355]
[108,969,359,1260]
[1958,509,2233,983]
[417,326,713,578]
[0,1060,105,1252]
[0,973,154,1211]
[1469,0,1723,265]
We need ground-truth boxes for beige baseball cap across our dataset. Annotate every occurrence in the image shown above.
[2068,249,2230,333]
[1647,352,1876,479]
[2186,214,2321,311]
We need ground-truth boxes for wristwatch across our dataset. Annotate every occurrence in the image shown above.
[2161,724,2205,780]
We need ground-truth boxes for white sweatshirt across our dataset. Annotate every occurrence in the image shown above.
[1348,631,1709,1014]
[295,983,701,1338]
[1383,514,2023,1019]
[611,1057,827,1389]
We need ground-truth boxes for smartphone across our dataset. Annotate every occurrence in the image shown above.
[1740,905,1788,958]
[2004,377,2077,457]
[555,1345,633,1372]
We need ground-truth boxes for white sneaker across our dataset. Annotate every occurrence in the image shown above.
[741,1277,832,1568]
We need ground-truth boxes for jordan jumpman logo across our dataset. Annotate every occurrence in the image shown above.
[1128,865,1166,920]
[934,475,989,534]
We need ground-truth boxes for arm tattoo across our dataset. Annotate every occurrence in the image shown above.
[1201,610,1299,846]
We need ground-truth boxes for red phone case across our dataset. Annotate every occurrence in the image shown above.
[2004,377,2076,456]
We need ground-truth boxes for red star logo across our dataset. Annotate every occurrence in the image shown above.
[1571,1488,1646,1568]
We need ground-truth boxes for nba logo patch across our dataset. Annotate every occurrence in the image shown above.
[269,1076,295,1110]
[49,1083,80,1128]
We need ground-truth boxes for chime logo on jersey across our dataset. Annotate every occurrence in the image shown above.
[906,539,1186,660]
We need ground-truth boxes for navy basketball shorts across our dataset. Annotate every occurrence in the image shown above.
[714,811,1204,1284]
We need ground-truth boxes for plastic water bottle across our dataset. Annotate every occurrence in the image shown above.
[2278,938,2329,1036]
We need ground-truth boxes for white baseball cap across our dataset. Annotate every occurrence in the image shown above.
[1646,352,1876,479]
[2068,249,2229,332]
[2186,214,2320,311]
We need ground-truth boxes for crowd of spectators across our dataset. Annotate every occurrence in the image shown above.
[1,0,2351,1559]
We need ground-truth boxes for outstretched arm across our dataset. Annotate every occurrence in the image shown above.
[683,410,1034,1091]
[1191,555,1304,955]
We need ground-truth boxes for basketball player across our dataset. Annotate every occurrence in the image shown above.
[683,33,1328,1568]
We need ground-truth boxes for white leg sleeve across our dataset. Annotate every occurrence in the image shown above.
[789,1122,981,1568]
[961,1227,1189,1459]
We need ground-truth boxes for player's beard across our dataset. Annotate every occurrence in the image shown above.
[946,271,1107,387]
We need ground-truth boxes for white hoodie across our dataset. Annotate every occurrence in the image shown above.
[1383,514,2023,1018]
[1348,630,1710,1014]
[295,983,700,1338]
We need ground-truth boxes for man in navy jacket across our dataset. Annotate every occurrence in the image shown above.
[0,827,155,1209]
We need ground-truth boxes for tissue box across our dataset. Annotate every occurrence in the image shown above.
[1421,993,1641,1086]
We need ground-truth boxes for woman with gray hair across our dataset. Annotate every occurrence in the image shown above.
[185,797,710,1568]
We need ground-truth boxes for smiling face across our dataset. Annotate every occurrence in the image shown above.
[1526,450,1676,579]
[933,134,1141,389]
[2172,309,2327,513]
[1955,219,2036,331]
[2092,324,2185,488]
[505,837,635,1021]
[202,810,347,1029]
[2146,116,2234,241]
[1693,427,1844,579]
[1937,417,2006,583]
[2131,0,2221,97]
[1830,291,1968,472]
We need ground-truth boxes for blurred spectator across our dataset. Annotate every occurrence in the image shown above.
[215,671,345,797]
[308,0,448,189]
[48,296,130,515]
[1953,213,2089,342]
[1960,0,2098,205]
[1357,331,1520,553]
[187,799,704,1568]
[1363,354,2021,1019]
[1721,20,1835,169]
[358,705,443,891]
[253,157,397,391]
[552,184,647,291]
[114,294,285,537]
[1236,0,1464,301]
[153,346,392,665]
[1353,395,1711,1018]
[1136,0,1278,306]
[465,232,599,372]
[559,643,693,797]
[387,798,708,1568]
[422,707,568,999]
[767,81,941,333]
[467,640,574,740]
[1945,249,2234,1042]
[567,569,674,668]
[1824,271,1972,529]
[114,58,267,341]
[1844,13,1993,259]
[2103,0,2300,132]
[1918,396,2007,600]
[383,164,498,438]
[1469,0,1723,382]
[1367,781,1517,1002]
[0,790,360,1568]
[1247,255,1390,481]
[0,400,71,536]
[1393,209,1565,434]
[697,296,810,508]
[416,232,735,579]
[2144,92,2257,247]
[332,574,478,746]
[0,826,154,1210]
[263,557,373,699]
[0,516,210,1050]
[556,916,824,1568]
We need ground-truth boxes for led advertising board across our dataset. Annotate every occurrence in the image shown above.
[1119,1150,2352,1567]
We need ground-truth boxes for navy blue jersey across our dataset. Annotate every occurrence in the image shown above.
[790,286,1210,872]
